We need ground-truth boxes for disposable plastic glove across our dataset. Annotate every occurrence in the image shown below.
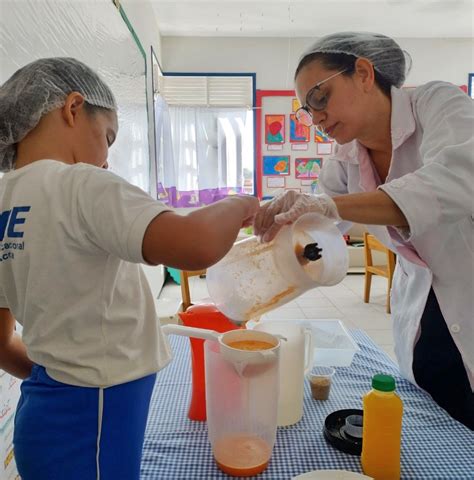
[254,191,340,243]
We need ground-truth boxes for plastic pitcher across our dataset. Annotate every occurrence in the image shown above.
[204,332,281,477]
[253,321,314,426]
[178,303,240,421]
[206,212,348,323]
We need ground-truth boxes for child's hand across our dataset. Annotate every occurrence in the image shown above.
[229,195,260,228]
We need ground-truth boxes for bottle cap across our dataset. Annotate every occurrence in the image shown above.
[372,374,395,392]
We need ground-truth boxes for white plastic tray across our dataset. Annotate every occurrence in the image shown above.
[305,319,360,367]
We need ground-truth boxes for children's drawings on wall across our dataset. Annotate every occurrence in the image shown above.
[292,98,301,112]
[267,144,284,151]
[301,179,320,194]
[295,158,322,179]
[290,114,310,143]
[291,143,308,151]
[259,92,339,199]
[315,128,331,143]
[265,115,285,144]
[267,176,285,188]
[316,142,333,155]
[263,156,290,175]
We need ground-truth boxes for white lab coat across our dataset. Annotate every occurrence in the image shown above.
[319,82,474,390]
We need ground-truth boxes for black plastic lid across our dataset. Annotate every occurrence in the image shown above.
[303,242,323,261]
[323,409,363,456]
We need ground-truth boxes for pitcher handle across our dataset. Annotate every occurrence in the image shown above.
[258,335,286,360]
[303,327,314,375]
[161,324,220,342]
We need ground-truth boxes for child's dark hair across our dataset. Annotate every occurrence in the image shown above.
[84,102,113,116]
[295,52,393,97]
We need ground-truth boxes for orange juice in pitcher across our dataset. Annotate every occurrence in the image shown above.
[361,374,403,480]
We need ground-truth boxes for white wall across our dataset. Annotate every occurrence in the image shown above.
[120,0,164,197]
[162,36,474,88]
[120,1,166,293]
[121,0,163,63]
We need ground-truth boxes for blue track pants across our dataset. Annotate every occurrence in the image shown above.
[14,365,156,480]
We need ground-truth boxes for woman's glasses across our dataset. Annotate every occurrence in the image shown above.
[295,70,347,126]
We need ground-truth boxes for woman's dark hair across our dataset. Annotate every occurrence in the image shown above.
[295,52,393,97]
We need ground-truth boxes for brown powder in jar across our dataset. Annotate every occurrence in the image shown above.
[310,376,332,400]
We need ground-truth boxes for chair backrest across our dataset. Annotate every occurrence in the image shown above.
[365,233,388,253]
[363,232,396,313]
[180,269,207,311]
[364,232,396,273]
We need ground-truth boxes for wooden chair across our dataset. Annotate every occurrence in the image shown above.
[363,232,396,314]
[180,269,207,311]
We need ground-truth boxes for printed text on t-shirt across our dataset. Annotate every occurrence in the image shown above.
[0,206,30,262]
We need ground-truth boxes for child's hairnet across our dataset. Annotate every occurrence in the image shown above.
[0,57,117,172]
[297,32,412,88]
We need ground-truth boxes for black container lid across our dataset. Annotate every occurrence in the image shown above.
[323,409,363,456]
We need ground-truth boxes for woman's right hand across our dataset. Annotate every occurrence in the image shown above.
[253,191,340,242]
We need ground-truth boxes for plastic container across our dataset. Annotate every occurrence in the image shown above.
[361,374,403,479]
[205,333,281,477]
[206,213,348,323]
[253,321,313,426]
[247,318,359,368]
[308,366,335,400]
[308,320,359,367]
[178,303,240,421]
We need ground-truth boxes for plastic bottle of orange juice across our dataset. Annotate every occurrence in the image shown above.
[361,374,403,480]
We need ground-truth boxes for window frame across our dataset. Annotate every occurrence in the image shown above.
[160,71,257,197]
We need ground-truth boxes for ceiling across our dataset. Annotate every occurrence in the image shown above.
[151,0,474,38]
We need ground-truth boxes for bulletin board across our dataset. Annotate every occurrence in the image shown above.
[256,90,335,199]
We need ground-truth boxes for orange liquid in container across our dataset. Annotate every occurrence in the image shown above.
[227,340,274,351]
[213,434,271,477]
[361,374,403,480]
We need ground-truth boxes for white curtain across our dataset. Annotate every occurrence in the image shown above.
[154,95,254,207]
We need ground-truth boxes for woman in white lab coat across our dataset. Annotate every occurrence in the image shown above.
[254,32,474,430]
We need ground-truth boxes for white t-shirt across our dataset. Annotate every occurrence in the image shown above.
[0,160,172,387]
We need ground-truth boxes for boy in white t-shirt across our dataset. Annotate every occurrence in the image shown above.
[0,58,259,480]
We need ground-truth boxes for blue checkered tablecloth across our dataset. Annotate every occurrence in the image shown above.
[141,330,474,479]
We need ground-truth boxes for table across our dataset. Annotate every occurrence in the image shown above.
[141,330,474,479]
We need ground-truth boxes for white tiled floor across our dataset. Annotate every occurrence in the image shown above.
[159,273,396,363]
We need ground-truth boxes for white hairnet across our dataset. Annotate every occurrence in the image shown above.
[0,57,117,172]
[297,32,412,88]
